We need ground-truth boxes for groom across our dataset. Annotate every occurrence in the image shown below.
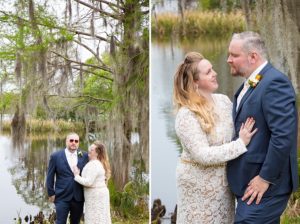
[227,31,298,223]
[46,132,88,224]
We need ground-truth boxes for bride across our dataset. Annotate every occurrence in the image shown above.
[173,52,257,223]
[73,141,112,224]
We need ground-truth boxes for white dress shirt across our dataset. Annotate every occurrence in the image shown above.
[65,148,78,170]
[236,61,268,110]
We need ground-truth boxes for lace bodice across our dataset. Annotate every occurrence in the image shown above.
[75,159,106,188]
[75,160,111,224]
[175,94,247,223]
[175,94,247,165]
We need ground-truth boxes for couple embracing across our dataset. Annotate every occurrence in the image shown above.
[46,132,112,224]
[174,31,298,223]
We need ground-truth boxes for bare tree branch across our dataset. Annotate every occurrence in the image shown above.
[47,61,113,82]
[74,30,111,43]
[74,0,123,21]
[47,94,112,102]
[71,101,105,110]
[50,51,113,73]
[73,39,104,65]
[71,66,113,81]
[0,10,112,43]
[92,0,123,14]
[93,0,125,11]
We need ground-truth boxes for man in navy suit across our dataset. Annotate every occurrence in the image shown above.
[46,133,88,224]
[227,31,298,223]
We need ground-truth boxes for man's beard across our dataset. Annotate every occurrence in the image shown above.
[68,146,78,151]
[231,72,240,77]
[230,67,245,77]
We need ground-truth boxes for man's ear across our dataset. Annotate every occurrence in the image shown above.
[248,52,258,64]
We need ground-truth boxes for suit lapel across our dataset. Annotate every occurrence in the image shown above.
[235,87,254,118]
[61,149,73,173]
[77,152,83,168]
[77,149,86,169]
[233,84,243,121]
[234,63,272,123]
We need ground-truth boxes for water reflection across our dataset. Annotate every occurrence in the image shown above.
[0,133,81,223]
[1,130,146,223]
[151,37,244,219]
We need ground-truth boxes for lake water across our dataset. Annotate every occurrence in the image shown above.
[0,133,84,223]
[0,134,57,223]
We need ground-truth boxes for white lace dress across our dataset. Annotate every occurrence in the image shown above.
[74,159,111,224]
[175,94,247,224]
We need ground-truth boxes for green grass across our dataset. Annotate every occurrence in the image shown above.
[2,119,84,133]
[280,160,300,223]
[281,214,300,224]
[152,10,245,40]
[112,218,149,224]
[15,211,149,224]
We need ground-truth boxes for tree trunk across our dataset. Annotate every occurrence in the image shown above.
[110,97,131,190]
[220,0,227,13]
[248,0,300,93]
[11,105,26,149]
[240,0,252,30]
[109,0,148,190]
[178,0,186,36]
[0,81,2,132]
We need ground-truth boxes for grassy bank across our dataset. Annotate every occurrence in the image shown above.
[281,198,300,223]
[152,10,245,40]
[14,177,149,224]
[2,119,84,133]
[15,213,148,224]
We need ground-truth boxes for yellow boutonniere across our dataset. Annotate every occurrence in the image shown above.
[248,74,262,88]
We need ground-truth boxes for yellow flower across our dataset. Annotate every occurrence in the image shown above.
[248,74,262,88]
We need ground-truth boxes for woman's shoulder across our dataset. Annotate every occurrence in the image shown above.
[212,93,232,103]
[176,107,193,125]
[93,160,105,169]
[212,93,233,113]
[86,159,99,167]
[176,107,194,119]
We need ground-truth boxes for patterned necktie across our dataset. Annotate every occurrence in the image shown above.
[236,82,249,110]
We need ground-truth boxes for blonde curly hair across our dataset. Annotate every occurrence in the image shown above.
[173,52,216,133]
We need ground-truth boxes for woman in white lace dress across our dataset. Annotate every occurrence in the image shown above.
[73,141,111,224]
[173,52,257,223]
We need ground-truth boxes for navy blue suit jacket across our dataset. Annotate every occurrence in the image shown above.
[227,63,298,197]
[46,149,88,202]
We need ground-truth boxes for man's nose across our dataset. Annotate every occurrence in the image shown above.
[227,56,232,63]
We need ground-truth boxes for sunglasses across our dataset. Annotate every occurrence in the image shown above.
[69,139,79,143]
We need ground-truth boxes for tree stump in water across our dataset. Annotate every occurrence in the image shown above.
[151,198,166,223]
[171,204,177,223]
[11,105,26,149]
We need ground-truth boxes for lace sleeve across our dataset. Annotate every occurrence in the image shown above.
[74,162,98,187]
[175,108,247,165]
